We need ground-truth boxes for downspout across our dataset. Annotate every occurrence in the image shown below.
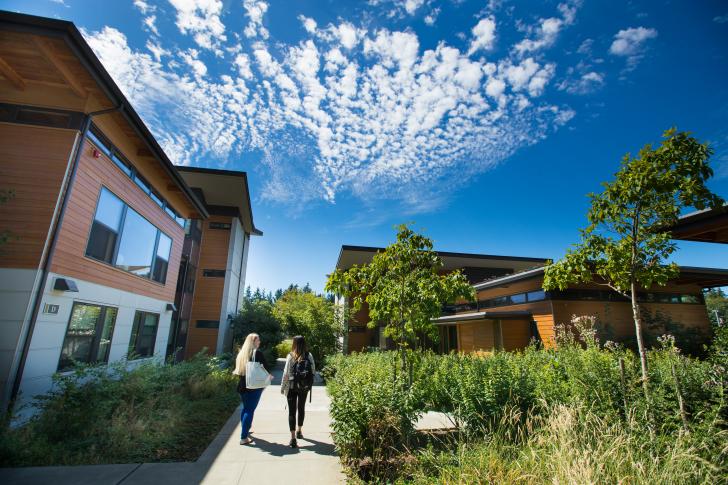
[7,105,123,412]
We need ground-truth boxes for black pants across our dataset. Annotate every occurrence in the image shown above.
[287,389,308,431]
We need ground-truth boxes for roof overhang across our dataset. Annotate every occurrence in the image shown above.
[0,10,208,219]
[676,266,728,288]
[670,205,728,244]
[432,311,533,324]
[335,245,547,272]
[177,167,262,236]
[473,266,546,290]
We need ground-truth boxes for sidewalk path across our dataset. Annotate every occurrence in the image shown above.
[0,359,346,485]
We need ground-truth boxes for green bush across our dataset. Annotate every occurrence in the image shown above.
[276,339,292,358]
[327,326,728,482]
[0,354,239,466]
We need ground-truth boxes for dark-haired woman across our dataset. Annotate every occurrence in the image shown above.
[281,335,316,448]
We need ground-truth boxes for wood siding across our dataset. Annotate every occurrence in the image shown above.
[532,314,556,348]
[49,139,184,301]
[185,216,233,357]
[0,123,77,269]
[458,321,495,352]
[347,301,374,353]
[502,319,532,351]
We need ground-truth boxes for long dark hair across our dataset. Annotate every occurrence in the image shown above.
[291,335,307,361]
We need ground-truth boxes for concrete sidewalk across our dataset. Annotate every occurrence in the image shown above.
[0,359,346,485]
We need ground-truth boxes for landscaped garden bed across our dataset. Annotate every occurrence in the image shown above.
[0,354,239,466]
[325,323,728,483]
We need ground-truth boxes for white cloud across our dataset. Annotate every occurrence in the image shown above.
[299,15,317,33]
[133,0,152,14]
[609,26,658,56]
[557,71,604,95]
[168,0,227,53]
[243,0,269,39]
[713,14,728,24]
[84,14,573,212]
[234,53,253,79]
[337,23,358,49]
[403,0,426,15]
[513,1,581,55]
[609,26,658,73]
[424,8,440,26]
[467,17,496,55]
[369,0,428,16]
[50,0,70,7]
[576,38,593,55]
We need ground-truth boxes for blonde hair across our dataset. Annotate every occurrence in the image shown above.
[233,333,259,375]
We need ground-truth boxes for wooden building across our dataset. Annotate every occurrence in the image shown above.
[0,12,260,414]
[334,247,727,355]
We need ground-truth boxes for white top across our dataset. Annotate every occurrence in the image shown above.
[280,352,316,396]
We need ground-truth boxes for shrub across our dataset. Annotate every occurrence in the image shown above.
[276,339,292,358]
[327,322,728,482]
[0,355,239,466]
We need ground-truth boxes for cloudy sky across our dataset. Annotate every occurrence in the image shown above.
[7,0,728,292]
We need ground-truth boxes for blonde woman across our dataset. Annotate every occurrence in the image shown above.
[233,333,273,445]
[281,335,316,448]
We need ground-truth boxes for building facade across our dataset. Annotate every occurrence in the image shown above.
[334,246,726,355]
[0,12,260,414]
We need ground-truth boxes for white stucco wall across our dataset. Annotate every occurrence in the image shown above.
[16,271,173,413]
[217,218,249,354]
[0,268,41,410]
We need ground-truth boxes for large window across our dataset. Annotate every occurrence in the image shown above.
[128,311,160,359]
[86,188,173,283]
[86,125,186,228]
[58,303,117,371]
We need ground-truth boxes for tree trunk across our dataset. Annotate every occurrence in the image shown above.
[630,281,649,398]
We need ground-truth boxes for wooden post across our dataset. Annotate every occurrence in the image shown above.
[671,361,689,433]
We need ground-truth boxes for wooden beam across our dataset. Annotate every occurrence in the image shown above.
[32,37,87,99]
[167,184,182,192]
[0,55,25,90]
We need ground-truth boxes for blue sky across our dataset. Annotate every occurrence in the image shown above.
[5,0,728,293]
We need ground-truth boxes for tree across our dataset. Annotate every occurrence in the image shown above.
[273,288,343,364]
[543,129,724,395]
[325,223,474,363]
[231,288,283,368]
[705,288,728,327]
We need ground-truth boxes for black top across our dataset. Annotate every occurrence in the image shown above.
[237,349,268,393]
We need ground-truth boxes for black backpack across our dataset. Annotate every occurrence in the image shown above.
[291,353,314,393]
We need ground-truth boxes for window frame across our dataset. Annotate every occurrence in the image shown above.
[128,310,160,360]
[85,187,173,285]
[58,302,118,371]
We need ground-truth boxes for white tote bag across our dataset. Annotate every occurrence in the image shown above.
[245,352,269,389]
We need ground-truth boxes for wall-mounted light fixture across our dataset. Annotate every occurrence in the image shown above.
[53,278,78,292]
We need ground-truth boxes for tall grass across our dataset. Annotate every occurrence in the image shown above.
[0,354,239,466]
[326,321,728,482]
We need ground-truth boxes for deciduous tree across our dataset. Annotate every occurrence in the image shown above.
[543,129,724,395]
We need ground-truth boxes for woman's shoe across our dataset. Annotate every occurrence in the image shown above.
[296,430,303,439]
[240,437,254,445]
[289,438,297,448]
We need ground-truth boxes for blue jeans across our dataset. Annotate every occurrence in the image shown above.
[240,388,264,439]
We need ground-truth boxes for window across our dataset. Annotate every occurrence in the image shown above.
[86,189,124,264]
[196,320,220,328]
[111,154,132,177]
[85,124,187,227]
[133,173,151,195]
[153,233,172,283]
[86,187,173,284]
[115,208,157,278]
[58,303,117,371]
[510,293,526,304]
[129,311,159,359]
[526,290,546,302]
[203,269,226,277]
